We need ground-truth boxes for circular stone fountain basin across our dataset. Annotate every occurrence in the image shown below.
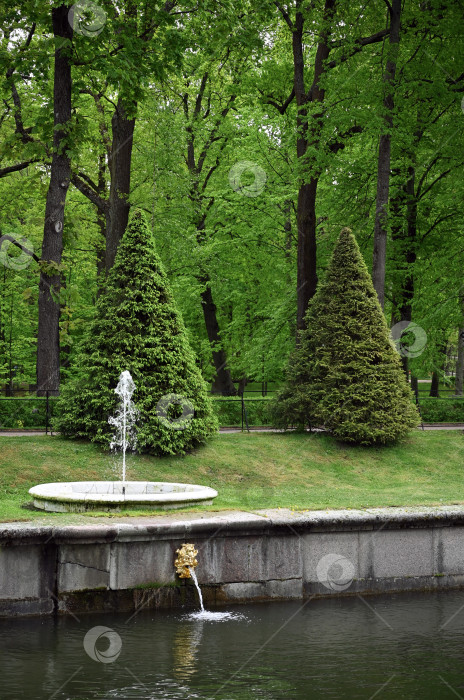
[28,481,218,513]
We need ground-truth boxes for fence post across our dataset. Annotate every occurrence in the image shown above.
[241,392,244,431]
[243,398,250,432]
[45,390,49,435]
[415,386,424,431]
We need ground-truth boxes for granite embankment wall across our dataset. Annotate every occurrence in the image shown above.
[1,506,464,617]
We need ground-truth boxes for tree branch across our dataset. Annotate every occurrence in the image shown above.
[0,159,40,178]
[382,0,393,14]
[327,28,390,69]
[327,124,363,153]
[194,73,209,118]
[71,173,107,212]
[418,168,452,200]
[265,88,295,114]
[0,233,39,262]
[196,95,236,175]
[415,155,440,198]
[76,170,100,193]
[421,212,456,240]
[274,1,293,30]
[6,75,34,144]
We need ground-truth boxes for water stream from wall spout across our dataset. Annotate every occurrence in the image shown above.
[189,567,205,612]
[187,567,245,621]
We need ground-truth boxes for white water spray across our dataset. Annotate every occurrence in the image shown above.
[187,566,245,621]
[108,371,138,490]
[189,567,204,612]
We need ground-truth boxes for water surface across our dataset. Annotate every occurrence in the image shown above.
[2,590,464,699]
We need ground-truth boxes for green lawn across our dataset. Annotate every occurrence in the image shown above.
[0,431,463,522]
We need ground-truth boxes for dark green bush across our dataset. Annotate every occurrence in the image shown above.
[212,397,273,426]
[0,398,57,429]
[271,228,420,445]
[1,396,463,430]
[418,398,464,423]
[54,210,217,455]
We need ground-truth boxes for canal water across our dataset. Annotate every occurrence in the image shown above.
[1,590,464,699]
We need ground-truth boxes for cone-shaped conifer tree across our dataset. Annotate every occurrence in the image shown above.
[272,228,419,444]
[56,210,217,455]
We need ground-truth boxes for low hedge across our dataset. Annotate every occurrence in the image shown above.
[213,397,464,427]
[0,397,57,429]
[0,395,463,430]
[211,397,272,427]
[418,398,464,423]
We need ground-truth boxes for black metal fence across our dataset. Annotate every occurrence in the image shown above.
[1,385,463,432]
[0,392,56,432]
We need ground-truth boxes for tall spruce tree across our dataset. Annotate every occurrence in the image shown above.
[272,228,419,445]
[55,210,217,455]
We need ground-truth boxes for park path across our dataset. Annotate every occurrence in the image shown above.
[1,425,463,437]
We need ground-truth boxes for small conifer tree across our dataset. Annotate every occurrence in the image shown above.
[272,228,419,445]
[55,210,217,455]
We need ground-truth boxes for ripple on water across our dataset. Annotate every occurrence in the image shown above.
[184,610,248,622]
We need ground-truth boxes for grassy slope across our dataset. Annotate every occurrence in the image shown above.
[0,431,463,522]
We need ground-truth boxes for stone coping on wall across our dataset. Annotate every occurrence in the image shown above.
[2,504,464,545]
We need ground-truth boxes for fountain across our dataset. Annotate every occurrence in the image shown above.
[175,543,241,621]
[108,370,138,494]
[29,371,218,512]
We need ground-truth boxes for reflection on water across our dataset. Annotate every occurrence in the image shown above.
[173,621,204,681]
[2,590,464,699]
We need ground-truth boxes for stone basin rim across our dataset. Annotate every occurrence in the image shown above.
[28,481,218,504]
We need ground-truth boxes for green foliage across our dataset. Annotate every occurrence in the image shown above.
[0,397,57,429]
[1,0,464,401]
[212,397,273,427]
[418,399,464,424]
[272,228,420,445]
[55,210,217,455]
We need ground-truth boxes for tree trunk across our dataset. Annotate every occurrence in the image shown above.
[237,376,248,395]
[284,200,297,340]
[372,0,401,308]
[199,275,237,395]
[430,371,439,398]
[96,153,108,291]
[455,328,464,396]
[455,293,464,395]
[284,199,292,260]
[182,70,238,396]
[391,164,417,379]
[296,178,318,331]
[292,1,334,331]
[274,2,387,327]
[105,99,135,272]
[36,5,72,396]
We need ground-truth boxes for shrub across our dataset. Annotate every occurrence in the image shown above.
[0,397,57,429]
[271,228,420,445]
[212,397,273,427]
[55,210,217,455]
[418,398,464,423]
